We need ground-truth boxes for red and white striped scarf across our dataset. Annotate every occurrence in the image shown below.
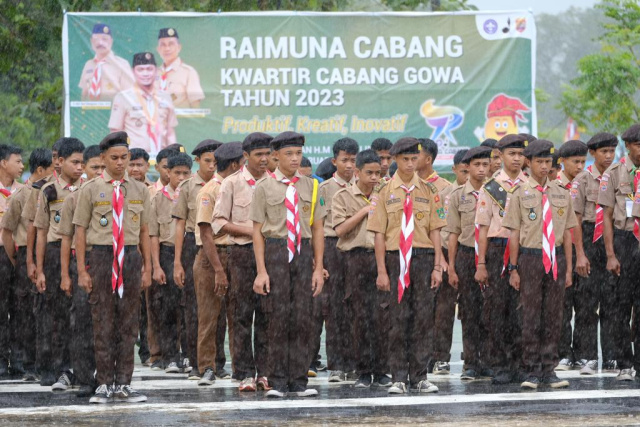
[398,184,415,303]
[282,176,300,262]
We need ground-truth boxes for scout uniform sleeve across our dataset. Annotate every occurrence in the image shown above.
[596,169,616,208]
[33,190,50,230]
[107,93,126,130]
[187,68,205,104]
[565,196,579,230]
[572,173,587,215]
[21,187,40,222]
[172,183,189,220]
[428,190,447,232]
[443,189,462,235]
[501,190,522,230]
[58,195,75,237]
[72,185,93,229]
[195,186,215,226]
[331,190,348,229]
[140,184,151,226]
[249,183,267,224]
[148,195,160,237]
[1,189,22,232]
[313,182,327,223]
[212,179,233,234]
[366,189,388,234]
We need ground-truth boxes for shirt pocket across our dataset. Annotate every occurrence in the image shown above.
[231,194,252,223]
[266,193,286,223]
[414,203,432,228]
[458,202,476,229]
[127,203,144,233]
[157,214,174,241]
[299,191,312,222]
[92,205,113,237]
[550,196,569,230]
[385,200,404,226]
[521,196,539,223]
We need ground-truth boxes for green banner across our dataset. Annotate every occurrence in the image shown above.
[63,11,536,169]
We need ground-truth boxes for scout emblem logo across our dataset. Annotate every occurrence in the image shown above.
[558,208,564,216]
[416,212,424,220]
[132,213,139,222]
[100,215,108,227]
[168,28,175,36]
[54,211,61,223]
[528,209,537,221]
[302,205,310,213]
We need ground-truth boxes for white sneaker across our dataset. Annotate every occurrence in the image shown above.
[555,358,573,371]
[432,361,450,375]
[113,384,147,403]
[580,360,598,375]
[266,389,285,398]
[295,388,318,397]
[328,370,345,382]
[617,368,634,381]
[388,382,407,394]
[412,380,439,393]
[89,384,113,404]
[52,373,72,391]
[165,362,180,373]
[181,358,191,373]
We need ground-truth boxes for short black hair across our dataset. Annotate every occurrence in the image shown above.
[0,144,22,162]
[156,148,177,164]
[356,149,380,169]
[388,161,398,177]
[83,145,101,163]
[168,153,193,170]
[52,138,65,154]
[551,152,560,169]
[453,149,469,166]
[215,153,244,173]
[129,148,150,162]
[29,148,52,174]
[58,138,85,159]
[301,157,311,168]
[333,138,359,158]
[371,138,392,152]
[418,138,438,161]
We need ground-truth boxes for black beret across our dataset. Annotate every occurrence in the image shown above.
[558,140,588,158]
[480,138,498,149]
[389,137,420,156]
[270,131,305,151]
[523,139,555,158]
[158,28,179,39]
[243,132,273,153]
[192,139,223,156]
[461,146,492,164]
[99,131,129,152]
[497,134,527,150]
[587,132,618,150]
[133,52,156,67]
[519,133,537,142]
[315,157,336,181]
[214,142,243,160]
[92,23,111,35]
[621,124,640,143]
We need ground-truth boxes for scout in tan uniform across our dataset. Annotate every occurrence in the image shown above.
[108,52,178,157]
[33,139,84,391]
[331,149,390,389]
[474,134,528,385]
[58,145,104,397]
[2,148,52,381]
[367,137,446,395]
[78,23,134,101]
[193,142,244,386]
[128,148,153,191]
[481,138,502,175]
[445,146,492,381]
[318,137,358,383]
[73,131,151,404]
[597,124,640,381]
[212,133,273,392]
[251,131,326,398]
[148,152,192,374]
[503,139,577,389]
[172,139,221,380]
[155,28,205,108]
[371,138,393,179]
[0,144,25,377]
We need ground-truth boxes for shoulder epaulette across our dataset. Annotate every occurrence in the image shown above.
[373,179,388,194]
[42,182,58,203]
[425,181,437,194]
[31,178,48,190]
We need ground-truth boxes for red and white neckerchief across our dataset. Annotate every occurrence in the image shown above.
[505,177,522,188]
[282,176,301,262]
[161,185,177,203]
[471,190,480,267]
[108,176,126,297]
[424,172,439,183]
[587,165,605,242]
[501,176,522,276]
[332,174,349,188]
[159,64,175,92]
[134,87,160,154]
[241,167,257,189]
[535,184,557,279]
[633,168,640,241]
[267,171,276,179]
[89,58,106,100]
[558,178,574,242]
[0,183,14,198]
[58,175,83,193]
[398,184,415,303]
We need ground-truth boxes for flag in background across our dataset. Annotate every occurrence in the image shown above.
[564,118,580,142]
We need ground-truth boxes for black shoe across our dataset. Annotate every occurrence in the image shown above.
[150,360,164,371]
[40,372,57,387]
[22,371,39,382]
[113,384,147,403]
[373,374,392,387]
[544,374,569,388]
[308,364,318,378]
[354,374,372,388]
[10,362,25,376]
[512,370,529,383]
[216,367,231,379]
[90,384,113,404]
[198,368,216,386]
[521,376,541,389]
[0,359,9,377]
[461,369,478,381]
[492,371,512,385]
[76,384,96,398]
[480,368,494,379]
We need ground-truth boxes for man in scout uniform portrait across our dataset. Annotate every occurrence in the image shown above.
[597,124,640,382]
[503,139,577,390]
[58,145,105,397]
[155,28,205,108]
[108,52,178,157]
[371,138,393,180]
[2,148,52,381]
[474,133,528,385]
[79,23,134,101]
[193,142,244,386]
[173,139,222,381]
[73,131,152,404]
[251,131,326,398]
[446,146,492,381]
[368,137,446,395]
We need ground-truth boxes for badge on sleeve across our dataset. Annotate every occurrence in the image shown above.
[437,207,445,219]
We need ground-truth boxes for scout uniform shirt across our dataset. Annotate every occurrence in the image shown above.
[144,178,159,199]
[211,167,267,246]
[319,173,355,238]
[440,182,459,249]
[194,173,230,246]
[331,184,375,251]
[78,52,134,101]
[58,182,85,239]
[72,171,150,246]
[108,85,178,155]
[148,185,178,246]
[22,176,54,224]
[33,177,82,243]
[557,171,573,190]
[597,157,637,232]
[502,176,578,249]
[367,173,447,251]
[250,169,327,240]
[174,172,208,237]
[422,173,452,248]
[573,166,603,222]
[444,182,481,248]
[1,183,30,247]
[156,58,205,108]
[475,169,528,239]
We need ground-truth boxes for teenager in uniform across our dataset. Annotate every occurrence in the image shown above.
[503,139,577,389]
[368,137,446,395]
[0,145,25,377]
[371,138,393,179]
[2,148,52,381]
[128,148,154,194]
[251,131,326,398]
[34,138,85,391]
[58,145,105,397]
[598,124,640,381]
[173,139,221,379]
[474,134,528,385]
[446,146,492,381]
[481,138,501,175]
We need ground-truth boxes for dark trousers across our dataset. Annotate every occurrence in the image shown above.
[11,247,36,372]
[264,239,313,392]
[520,250,567,378]
[433,248,456,362]
[230,244,269,379]
[386,250,435,385]
[36,243,71,377]
[180,232,199,370]
[0,249,13,367]
[325,237,351,371]
[70,256,95,387]
[347,250,388,376]
[138,291,150,362]
[485,241,522,374]
[216,295,233,372]
[88,246,142,386]
[148,245,181,365]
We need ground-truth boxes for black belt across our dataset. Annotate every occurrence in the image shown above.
[160,244,175,252]
[458,244,475,253]
[387,248,434,255]
[520,247,564,255]
[265,238,311,246]
[614,229,634,237]
[230,243,253,250]
[347,247,375,253]
[489,237,509,246]
[91,245,138,251]
[47,241,62,248]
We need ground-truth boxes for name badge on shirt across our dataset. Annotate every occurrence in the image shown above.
[626,198,634,218]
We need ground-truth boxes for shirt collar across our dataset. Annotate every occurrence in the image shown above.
[527,175,548,189]
[463,180,480,194]
[391,172,420,190]
[558,171,572,187]
[498,169,528,183]
[193,172,206,185]
[332,172,355,187]
[102,170,130,183]
[163,57,182,71]
[95,51,115,63]
[274,168,301,181]
[242,167,266,181]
